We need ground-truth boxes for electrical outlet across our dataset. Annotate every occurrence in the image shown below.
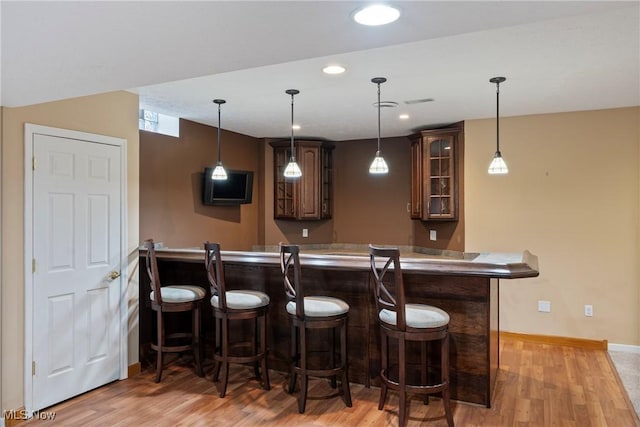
[302,228,308,238]
[538,300,551,313]
[584,304,593,317]
[429,230,437,241]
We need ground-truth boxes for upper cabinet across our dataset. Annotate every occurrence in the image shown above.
[410,124,463,221]
[271,140,334,220]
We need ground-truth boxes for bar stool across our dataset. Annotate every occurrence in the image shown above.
[369,245,454,427]
[205,242,270,397]
[143,239,205,382]
[279,244,352,413]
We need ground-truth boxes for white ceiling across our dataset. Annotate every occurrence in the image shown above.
[2,1,639,141]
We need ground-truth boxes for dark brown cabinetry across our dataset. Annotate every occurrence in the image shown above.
[410,124,463,221]
[271,140,333,220]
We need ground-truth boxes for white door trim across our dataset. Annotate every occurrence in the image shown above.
[23,123,128,414]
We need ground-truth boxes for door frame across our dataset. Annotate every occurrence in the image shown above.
[23,123,128,414]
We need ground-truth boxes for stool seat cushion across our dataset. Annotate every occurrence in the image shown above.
[287,296,350,317]
[380,304,450,328]
[211,290,270,309]
[151,285,206,303]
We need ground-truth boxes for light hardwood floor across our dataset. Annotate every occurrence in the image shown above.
[16,335,640,426]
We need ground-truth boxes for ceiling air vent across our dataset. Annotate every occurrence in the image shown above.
[404,98,434,105]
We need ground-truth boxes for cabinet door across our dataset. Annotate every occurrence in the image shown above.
[298,144,321,219]
[274,146,297,219]
[424,135,456,220]
[410,139,423,219]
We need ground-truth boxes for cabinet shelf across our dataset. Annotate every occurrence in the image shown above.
[410,125,463,221]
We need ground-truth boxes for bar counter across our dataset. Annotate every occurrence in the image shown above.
[138,247,539,407]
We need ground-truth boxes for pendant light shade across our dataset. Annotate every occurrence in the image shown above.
[284,89,302,179]
[369,77,389,175]
[488,77,508,175]
[211,99,228,180]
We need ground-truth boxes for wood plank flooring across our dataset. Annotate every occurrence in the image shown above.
[17,335,640,426]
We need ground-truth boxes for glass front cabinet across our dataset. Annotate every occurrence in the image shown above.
[410,124,463,221]
[271,140,334,220]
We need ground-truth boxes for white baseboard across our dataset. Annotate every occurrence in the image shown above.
[609,343,640,353]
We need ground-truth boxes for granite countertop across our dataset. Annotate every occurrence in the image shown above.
[252,243,466,259]
[141,244,539,279]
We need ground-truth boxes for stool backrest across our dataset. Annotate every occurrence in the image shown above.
[369,245,407,331]
[204,242,227,310]
[279,243,304,319]
[143,239,163,305]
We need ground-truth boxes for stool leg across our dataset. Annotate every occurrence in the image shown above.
[341,319,352,407]
[399,336,407,427]
[253,317,260,378]
[155,310,163,383]
[219,316,230,398]
[330,326,337,388]
[193,304,204,377]
[213,316,222,382]
[378,331,388,410]
[442,333,454,427]
[260,314,271,390]
[288,323,297,394]
[298,326,308,414]
[421,340,429,405]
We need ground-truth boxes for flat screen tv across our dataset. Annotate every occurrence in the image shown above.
[202,168,254,205]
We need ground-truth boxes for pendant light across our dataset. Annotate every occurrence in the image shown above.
[369,77,389,175]
[488,77,509,175]
[211,99,228,180]
[283,89,302,178]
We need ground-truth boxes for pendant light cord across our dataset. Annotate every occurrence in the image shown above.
[290,92,295,157]
[217,102,222,162]
[495,80,500,153]
[376,82,381,153]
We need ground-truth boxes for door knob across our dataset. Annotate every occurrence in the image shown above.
[109,271,121,280]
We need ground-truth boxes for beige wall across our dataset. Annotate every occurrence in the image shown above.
[139,119,261,250]
[1,91,140,411]
[465,107,639,345]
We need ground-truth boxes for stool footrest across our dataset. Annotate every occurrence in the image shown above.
[381,370,449,394]
[151,343,194,353]
[293,366,345,378]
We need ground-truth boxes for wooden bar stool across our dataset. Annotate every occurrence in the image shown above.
[205,242,270,397]
[279,244,352,413]
[143,239,205,382]
[369,245,454,427]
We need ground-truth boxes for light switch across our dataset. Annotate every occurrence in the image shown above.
[302,228,308,238]
[429,230,437,241]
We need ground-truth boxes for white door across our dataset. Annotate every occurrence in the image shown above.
[31,132,122,410]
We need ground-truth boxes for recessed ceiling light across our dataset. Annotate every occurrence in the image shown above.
[322,65,346,75]
[399,114,409,120]
[353,5,400,26]
[292,124,301,130]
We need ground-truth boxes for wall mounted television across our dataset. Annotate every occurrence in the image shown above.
[202,168,254,205]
